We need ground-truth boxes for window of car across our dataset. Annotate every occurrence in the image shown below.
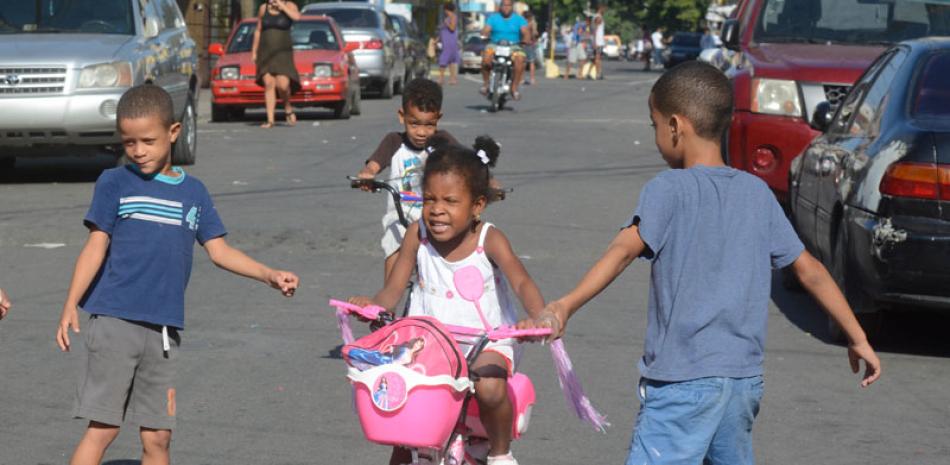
[830,49,895,137]
[309,8,380,29]
[227,23,256,53]
[850,47,907,137]
[291,20,340,50]
[755,0,950,45]
[157,0,185,30]
[671,33,701,46]
[912,51,950,120]
[0,0,134,35]
[390,15,406,36]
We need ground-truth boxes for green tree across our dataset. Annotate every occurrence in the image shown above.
[634,0,712,32]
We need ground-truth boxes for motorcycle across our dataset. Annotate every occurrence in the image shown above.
[486,41,515,112]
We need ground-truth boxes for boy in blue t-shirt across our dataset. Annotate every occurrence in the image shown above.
[55,84,299,465]
[527,62,882,464]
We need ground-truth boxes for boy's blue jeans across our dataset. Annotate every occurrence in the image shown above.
[625,376,764,465]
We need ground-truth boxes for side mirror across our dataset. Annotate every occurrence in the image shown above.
[721,19,740,52]
[144,16,161,39]
[343,42,359,53]
[811,101,834,132]
[208,43,225,56]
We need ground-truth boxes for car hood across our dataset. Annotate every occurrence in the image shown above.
[0,34,136,66]
[747,42,886,83]
[215,49,345,74]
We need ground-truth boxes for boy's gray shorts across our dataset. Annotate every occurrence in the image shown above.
[74,314,180,430]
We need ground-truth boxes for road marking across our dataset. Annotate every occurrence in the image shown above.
[24,242,65,249]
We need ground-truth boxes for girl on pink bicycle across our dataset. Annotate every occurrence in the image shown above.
[350,135,544,465]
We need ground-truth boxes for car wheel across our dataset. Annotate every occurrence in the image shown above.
[394,72,404,95]
[333,94,351,120]
[350,88,362,116]
[379,73,394,99]
[0,156,16,171]
[211,103,229,122]
[828,223,882,342]
[172,95,197,166]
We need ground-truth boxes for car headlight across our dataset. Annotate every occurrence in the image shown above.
[219,66,239,80]
[78,62,132,89]
[752,78,803,117]
[313,64,332,78]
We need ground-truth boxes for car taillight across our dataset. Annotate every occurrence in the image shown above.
[879,162,950,201]
[360,39,384,50]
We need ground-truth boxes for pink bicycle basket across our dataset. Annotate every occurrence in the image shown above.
[343,316,472,448]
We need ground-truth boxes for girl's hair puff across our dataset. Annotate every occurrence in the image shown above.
[424,134,501,202]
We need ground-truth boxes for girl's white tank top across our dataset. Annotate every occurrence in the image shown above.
[408,221,518,339]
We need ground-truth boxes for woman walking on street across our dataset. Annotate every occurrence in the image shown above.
[252,0,301,128]
[438,2,460,85]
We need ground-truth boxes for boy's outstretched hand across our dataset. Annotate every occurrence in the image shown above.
[268,270,299,297]
[849,340,881,387]
[0,288,10,320]
[516,302,566,344]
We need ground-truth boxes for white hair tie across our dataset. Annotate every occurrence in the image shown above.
[426,146,435,154]
[476,149,490,165]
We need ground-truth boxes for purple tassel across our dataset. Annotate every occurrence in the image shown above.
[336,309,355,345]
[550,340,610,433]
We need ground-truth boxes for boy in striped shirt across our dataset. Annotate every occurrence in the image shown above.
[55,84,298,465]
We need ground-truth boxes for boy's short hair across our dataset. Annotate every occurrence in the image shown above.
[116,84,176,128]
[651,61,733,140]
[402,78,442,113]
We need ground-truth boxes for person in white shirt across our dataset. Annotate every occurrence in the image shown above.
[593,4,606,79]
[651,26,666,69]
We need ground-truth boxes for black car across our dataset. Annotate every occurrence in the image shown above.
[788,38,950,340]
[663,32,702,68]
[391,14,430,83]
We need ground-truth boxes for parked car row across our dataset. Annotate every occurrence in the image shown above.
[717,0,950,340]
[209,2,432,122]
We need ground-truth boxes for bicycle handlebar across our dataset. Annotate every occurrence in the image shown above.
[348,176,410,228]
[329,299,551,341]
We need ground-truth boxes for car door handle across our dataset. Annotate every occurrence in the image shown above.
[817,154,838,176]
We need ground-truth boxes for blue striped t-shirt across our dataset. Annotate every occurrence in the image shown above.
[81,165,227,329]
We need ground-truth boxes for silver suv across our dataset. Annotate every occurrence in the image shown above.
[0,0,199,169]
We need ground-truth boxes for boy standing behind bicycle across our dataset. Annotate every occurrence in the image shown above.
[355,78,458,281]
[528,62,882,465]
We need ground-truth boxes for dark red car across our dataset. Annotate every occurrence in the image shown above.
[209,15,360,121]
[722,0,948,203]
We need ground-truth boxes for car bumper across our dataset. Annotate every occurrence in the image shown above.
[352,51,388,80]
[0,91,126,151]
[462,53,481,70]
[211,78,349,106]
[848,209,950,309]
[728,111,820,203]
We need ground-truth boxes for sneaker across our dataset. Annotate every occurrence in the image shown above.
[487,452,519,465]
[479,86,489,96]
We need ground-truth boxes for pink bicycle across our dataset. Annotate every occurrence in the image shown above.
[329,266,608,465]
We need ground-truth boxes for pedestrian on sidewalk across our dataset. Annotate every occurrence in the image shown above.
[523,62,881,465]
[438,2,460,86]
[523,10,540,85]
[592,3,607,80]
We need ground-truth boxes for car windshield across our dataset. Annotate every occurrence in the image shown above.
[913,51,950,119]
[228,21,340,53]
[755,0,950,45]
[465,35,484,45]
[308,8,379,29]
[606,38,619,45]
[0,0,133,34]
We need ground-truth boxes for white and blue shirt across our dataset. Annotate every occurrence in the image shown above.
[81,165,227,329]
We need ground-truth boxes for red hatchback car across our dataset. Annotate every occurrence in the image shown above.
[209,16,360,121]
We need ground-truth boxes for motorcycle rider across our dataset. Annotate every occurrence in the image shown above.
[480,0,529,100]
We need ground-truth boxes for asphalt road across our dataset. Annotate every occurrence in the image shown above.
[1,61,948,465]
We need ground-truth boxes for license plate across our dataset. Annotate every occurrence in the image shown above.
[495,46,511,57]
